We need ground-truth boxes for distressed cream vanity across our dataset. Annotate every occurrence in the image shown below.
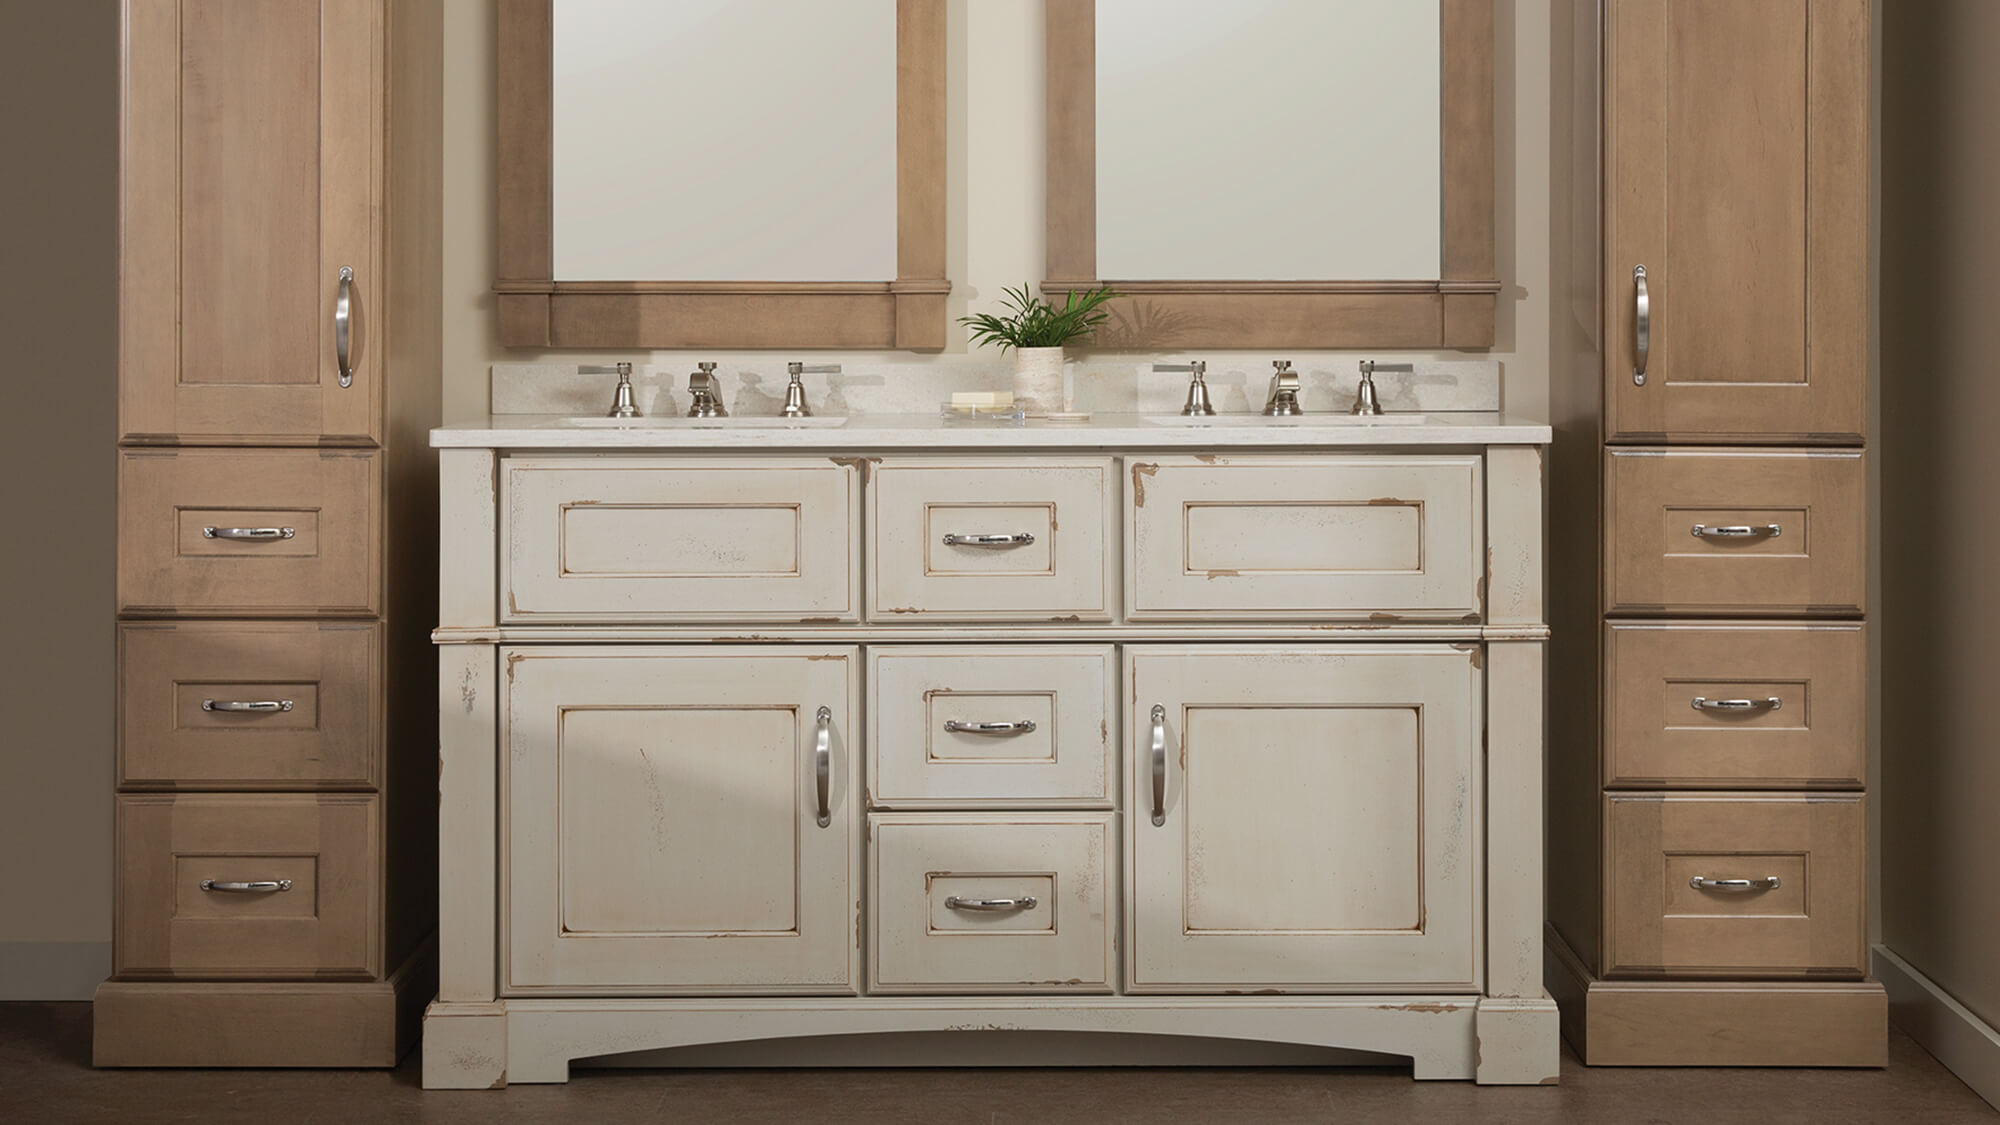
[421,367,1556,1088]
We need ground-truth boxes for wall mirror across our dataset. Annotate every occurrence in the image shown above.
[496,0,948,349]
[1046,0,1495,348]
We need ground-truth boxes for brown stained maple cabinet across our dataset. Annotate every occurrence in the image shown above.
[97,0,442,1069]
[1545,0,1884,1067]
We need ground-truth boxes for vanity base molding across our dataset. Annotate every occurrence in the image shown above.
[1545,927,1886,1068]
[423,994,1559,1089]
[92,941,435,1069]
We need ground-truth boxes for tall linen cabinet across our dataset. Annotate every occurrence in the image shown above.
[96,0,442,1066]
[1546,0,1885,1065]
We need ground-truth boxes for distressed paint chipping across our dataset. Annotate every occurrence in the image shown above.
[1130,462,1159,507]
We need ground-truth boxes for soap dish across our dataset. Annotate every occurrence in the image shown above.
[939,401,1028,424]
[1042,411,1091,423]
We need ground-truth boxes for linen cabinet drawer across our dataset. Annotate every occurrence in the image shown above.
[1605,449,1865,615]
[1604,623,1865,788]
[501,457,859,623]
[1125,456,1482,620]
[118,448,379,615]
[869,646,1115,808]
[1604,793,1866,979]
[118,621,380,788]
[868,458,1114,621]
[869,814,1115,994]
[115,794,380,979]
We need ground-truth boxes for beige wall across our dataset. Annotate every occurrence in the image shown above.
[1879,0,2000,1035]
[0,0,118,996]
[441,0,1556,423]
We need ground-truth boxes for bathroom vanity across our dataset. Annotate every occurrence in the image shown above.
[421,374,1556,1088]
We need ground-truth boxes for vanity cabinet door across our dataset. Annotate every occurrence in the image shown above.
[121,0,380,442]
[1126,646,1479,992]
[504,646,859,994]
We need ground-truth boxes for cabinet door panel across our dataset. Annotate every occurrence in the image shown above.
[121,0,379,441]
[1126,646,1479,992]
[504,647,858,994]
[1604,0,1868,441]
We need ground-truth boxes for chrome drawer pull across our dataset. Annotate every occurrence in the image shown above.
[335,265,355,387]
[941,532,1034,548]
[813,705,832,829]
[200,879,293,893]
[1690,876,1780,893]
[1632,264,1650,386]
[1149,704,1168,827]
[943,719,1036,735]
[1690,523,1780,539]
[945,895,1037,912]
[202,699,294,714]
[203,526,296,540]
[1691,696,1781,713]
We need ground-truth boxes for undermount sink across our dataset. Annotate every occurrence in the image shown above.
[548,415,848,428]
[1141,413,1427,427]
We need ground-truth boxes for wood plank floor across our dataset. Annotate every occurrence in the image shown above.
[1,1002,1993,1123]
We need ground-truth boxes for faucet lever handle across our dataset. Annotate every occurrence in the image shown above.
[1152,361,1213,416]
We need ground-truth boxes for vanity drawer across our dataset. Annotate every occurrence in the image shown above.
[501,456,860,622]
[868,458,1114,621]
[1125,455,1482,620]
[119,622,380,789]
[1604,793,1866,979]
[868,646,1115,808]
[1604,623,1865,788]
[869,813,1115,994]
[1605,449,1866,615]
[115,794,380,979]
[118,448,379,615]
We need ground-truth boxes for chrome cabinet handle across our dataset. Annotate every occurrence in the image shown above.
[942,719,1037,735]
[1632,264,1649,386]
[201,879,293,893]
[945,895,1038,912]
[202,699,294,713]
[813,705,832,829]
[335,265,355,388]
[1691,696,1782,713]
[203,526,296,540]
[1690,876,1780,892]
[1149,704,1167,827]
[1691,524,1781,539]
[941,532,1035,548]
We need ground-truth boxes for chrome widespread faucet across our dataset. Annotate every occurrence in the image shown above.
[1151,360,1214,416]
[1263,360,1302,416]
[782,362,840,418]
[1353,359,1412,415]
[580,362,639,418]
[686,361,726,417]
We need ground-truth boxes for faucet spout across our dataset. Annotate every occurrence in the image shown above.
[1262,360,1302,416]
[686,361,726,418]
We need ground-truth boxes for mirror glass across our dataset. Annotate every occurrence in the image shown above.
[1094,0,1441,280]
[550,0,899,281]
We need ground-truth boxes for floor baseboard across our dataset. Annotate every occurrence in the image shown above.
[0,942,110,1001]
[1874,944,2000,1111]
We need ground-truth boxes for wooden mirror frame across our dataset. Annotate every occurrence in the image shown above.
[1044,0,1496,349]
[495,0,949,349]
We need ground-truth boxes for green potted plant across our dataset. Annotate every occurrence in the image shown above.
[960,283,1120,412]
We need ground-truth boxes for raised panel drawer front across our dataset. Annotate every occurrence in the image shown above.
[869,813,1116,994]
[118,448,379,615]
[1605,449,1865,615]
[1605,793,1866,978]
[504,646,859,994]
[1604,622,1865,788]
[119,621,380,788]
[1126,646,1480,992]
[502,457,859,623]
[1126,456,1483,620]
[115,793,379,979]
[869,646,1115,808]
[868,458,1114,621]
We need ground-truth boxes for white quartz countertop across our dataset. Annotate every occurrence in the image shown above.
[431,412,1551,449]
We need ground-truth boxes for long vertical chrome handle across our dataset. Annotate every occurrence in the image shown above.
[1632,264,1649,386]
[335,266,355,388]
[814,706,832,828]
[1149,704,1167,827]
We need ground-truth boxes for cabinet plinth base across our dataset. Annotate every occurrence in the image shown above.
[1546,926,1887,1067]
[421,994,1564,1089]
[92,939,435,1068]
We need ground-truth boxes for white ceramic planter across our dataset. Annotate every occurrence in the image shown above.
[1011,347,1067,413]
